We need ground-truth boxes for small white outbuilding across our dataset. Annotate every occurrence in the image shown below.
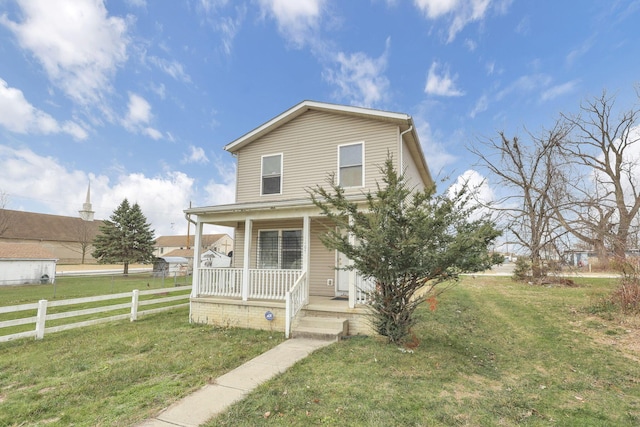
[153,256,190,277]
[0,243,58,286]
[200,249,231,268]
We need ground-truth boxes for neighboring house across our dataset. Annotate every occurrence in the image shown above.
[0,243,57,286]
[185,100,432,338]
[154,234,233,257]
[0,210,102,265]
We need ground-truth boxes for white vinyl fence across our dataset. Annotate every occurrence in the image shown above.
[0,286,190,342]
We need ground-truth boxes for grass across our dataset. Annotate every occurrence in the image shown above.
[0,272,192,336]
[0,271,191,305]
[3,274,639,426]
[206,275,640,426]
[0,307,284,426]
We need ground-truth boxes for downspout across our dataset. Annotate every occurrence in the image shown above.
[184,212,196,227]
[184,212,198,322]
[399,125,413,173]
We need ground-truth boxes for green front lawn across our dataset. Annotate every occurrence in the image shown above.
[208,276,640,426]
[0,307,284,426]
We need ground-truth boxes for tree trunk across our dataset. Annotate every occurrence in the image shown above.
[123,262,129,275]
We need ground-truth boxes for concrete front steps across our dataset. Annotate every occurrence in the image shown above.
[291,316,348,341]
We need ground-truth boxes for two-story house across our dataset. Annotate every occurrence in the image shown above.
[185,101,432,338]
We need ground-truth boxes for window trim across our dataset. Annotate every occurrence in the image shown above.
[337,142,365,188]
[260,153,283,196]
[257,228,303,270]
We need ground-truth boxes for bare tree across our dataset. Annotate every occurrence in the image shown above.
[548,161,615,266]
[554,91,640,262]
[61,219,99,264]
[0,190,10,236]
[470,125,569,279]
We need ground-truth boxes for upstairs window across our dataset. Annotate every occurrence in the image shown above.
[261,154,282,195]
[338,143,363,187]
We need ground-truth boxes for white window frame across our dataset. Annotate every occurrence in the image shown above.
[257,228,303,270]
[337,142,365,188]
[261,153,283,196]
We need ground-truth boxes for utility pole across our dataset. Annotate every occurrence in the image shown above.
[186,201,191,249]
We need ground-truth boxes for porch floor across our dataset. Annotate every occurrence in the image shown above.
[306,296,368,314]
[193,294,367,313]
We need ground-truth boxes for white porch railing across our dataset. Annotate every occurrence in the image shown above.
[197,267,373,307]
[198,268,243,297]
[355,274,376,305]
[197,268,303,301]
[248,269,302,300]
[285,271,308,338]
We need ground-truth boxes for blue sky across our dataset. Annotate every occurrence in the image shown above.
[1,0,639,237]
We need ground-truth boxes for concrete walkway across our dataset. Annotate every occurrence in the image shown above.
[137,338,333,427]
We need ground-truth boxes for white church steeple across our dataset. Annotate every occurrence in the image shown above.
[79,182,95,221]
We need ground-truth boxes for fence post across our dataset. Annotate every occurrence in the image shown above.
[131,290,139,321]
[35,299,48,340]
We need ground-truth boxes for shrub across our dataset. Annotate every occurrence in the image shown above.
[512,257,531,281]
[610,278,640,314]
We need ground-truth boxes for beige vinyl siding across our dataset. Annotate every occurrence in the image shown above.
[235,110,400,203]
[402,140,426,192]
[232,221,243,268]
[229,217,336,297]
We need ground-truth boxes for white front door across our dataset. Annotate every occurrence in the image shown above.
[336,251,350,295]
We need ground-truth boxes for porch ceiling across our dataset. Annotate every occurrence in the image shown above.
[185,196,369,225]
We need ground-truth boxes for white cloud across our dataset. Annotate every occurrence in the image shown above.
[425,61,465,97]
[183,146,210,164]
[414,0,459,18]
[126,0,147,7]
[125,93,152,125]
[258,0,325,48]
[0,144,210,236]
[149,82,166,99]
[540,80,579,102]
[147,56,191,82]
[197,1,246,56]
[219,8,246,56]
[495,74,552,101]
[324,39,391,108]
[0,78,88,140]
[143,127,163,140]
[470,94,489,118]
[450,169,494,203]
[414,117,457,176]
[100,171,196,236]
[448,169,495,220]
[0,0,129,106]
[515,16,530,35]
[414,0,494,42]
[202,156,236,206]
[123,93,162,138]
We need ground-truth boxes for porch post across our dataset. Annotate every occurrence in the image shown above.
[303,214,310,304]
[191,220,204,298]
[242,218,252,301]
[348,214,356,309]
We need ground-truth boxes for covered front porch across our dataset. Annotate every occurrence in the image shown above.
[186,199,375,337]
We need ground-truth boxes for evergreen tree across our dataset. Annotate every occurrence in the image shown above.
[310,156,502,345]
[92,199,156,274]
